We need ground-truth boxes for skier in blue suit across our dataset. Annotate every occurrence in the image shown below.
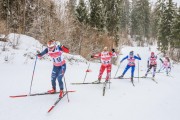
[118,51,141,81]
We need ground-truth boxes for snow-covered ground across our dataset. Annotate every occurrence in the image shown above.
[0,34,180,120]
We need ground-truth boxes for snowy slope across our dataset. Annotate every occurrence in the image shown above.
[0,34,180,120]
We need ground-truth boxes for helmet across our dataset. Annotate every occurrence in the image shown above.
[151,52,155,57]
[103,47,108,51]
[151,52,154,55]
[47,40,56,51]
[129,51,134,56]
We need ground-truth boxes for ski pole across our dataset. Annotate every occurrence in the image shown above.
[114,63,121,78]
[83,62,91,83]
[29,56,38,95]
[109,70,111,89]
[63,76,70,102]
[138,60,139,82]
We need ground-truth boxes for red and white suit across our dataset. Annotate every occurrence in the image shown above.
[93,51,117,81]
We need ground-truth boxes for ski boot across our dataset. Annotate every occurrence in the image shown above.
[131,77,134,83]
[105,80,109,83]
[142,74,147,78]
[117,74,124,79]
[93,78,101,83]
[47,88,56,94]
[166,72,169,76]
[59,90,64,98]
[152,75,155,80]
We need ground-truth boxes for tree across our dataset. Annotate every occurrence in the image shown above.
[171,7,180,48]
[89,0,105,31]
[76,0,89,24]
[158,0,176,53]
[130,0,150,44]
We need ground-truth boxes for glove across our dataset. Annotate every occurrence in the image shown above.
[37,50,40,54]
[112,48,115,53]
[37,54,41,58]
[91,55,94,58]
[147,64,149,68]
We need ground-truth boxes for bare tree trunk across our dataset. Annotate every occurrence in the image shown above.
[6,0,10,34]
[23,0,26,34]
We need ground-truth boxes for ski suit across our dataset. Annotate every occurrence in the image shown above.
[120,55,141,78]
[38,45,69,90]
[145,56,157,77]
[159,58,171,75]
[93,51,117,81]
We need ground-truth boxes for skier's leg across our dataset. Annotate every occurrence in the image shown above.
[152,65,157,77]
[121,65,131,77]
[49,66,58,92]
[98,65,106,80]
[145,65,152,76]
[106,64,112,81]
[57,64,66,90]
[131,66,135,78]
[165,66,168,75]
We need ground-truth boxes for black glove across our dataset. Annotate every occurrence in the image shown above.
[91,55,94,58]
[112,48,115,53]
[37,50,40,54]
[147,64,149,68]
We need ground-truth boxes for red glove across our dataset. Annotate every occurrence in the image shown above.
[37,54,41,59]
[61,45,69,53]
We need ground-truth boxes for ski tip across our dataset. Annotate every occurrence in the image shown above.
[47,106,54,113]
[68,90,76,92]
[9,95,28,98]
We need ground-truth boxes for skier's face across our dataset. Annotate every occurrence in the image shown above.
[129,52,133,57]
[48,46,55,51]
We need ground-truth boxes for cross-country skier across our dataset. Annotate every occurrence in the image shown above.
[118,51,141,82]
[37,40,69,98]
[91,47,117,83]
[144,52,157,79]
[158,56,171,75]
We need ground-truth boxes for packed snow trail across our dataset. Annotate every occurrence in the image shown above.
[0,36,180,120]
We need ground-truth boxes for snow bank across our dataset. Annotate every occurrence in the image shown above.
[0,33,87,64]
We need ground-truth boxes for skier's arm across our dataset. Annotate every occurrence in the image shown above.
[110,50,117,58]
[37,48,48,58]
[159,58,163,63]
[60,45,69,53]
[57,45,69,53]
[91,53,101,58]
[134,55,141,60]
[120,56,128,63]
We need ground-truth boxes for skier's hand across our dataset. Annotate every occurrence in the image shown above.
[91,55,94,58]
[37,54,42,59]
[37,50,40,54]
[147,64,149,68]
[112,48,115,53]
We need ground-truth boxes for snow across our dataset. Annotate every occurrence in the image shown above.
[0,34,180,120]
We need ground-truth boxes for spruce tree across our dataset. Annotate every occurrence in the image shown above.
[130,0,150,44]
[171,7,180,48]
[76,0,89,24]
[158,0,176,53]
[89,0,105,30]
